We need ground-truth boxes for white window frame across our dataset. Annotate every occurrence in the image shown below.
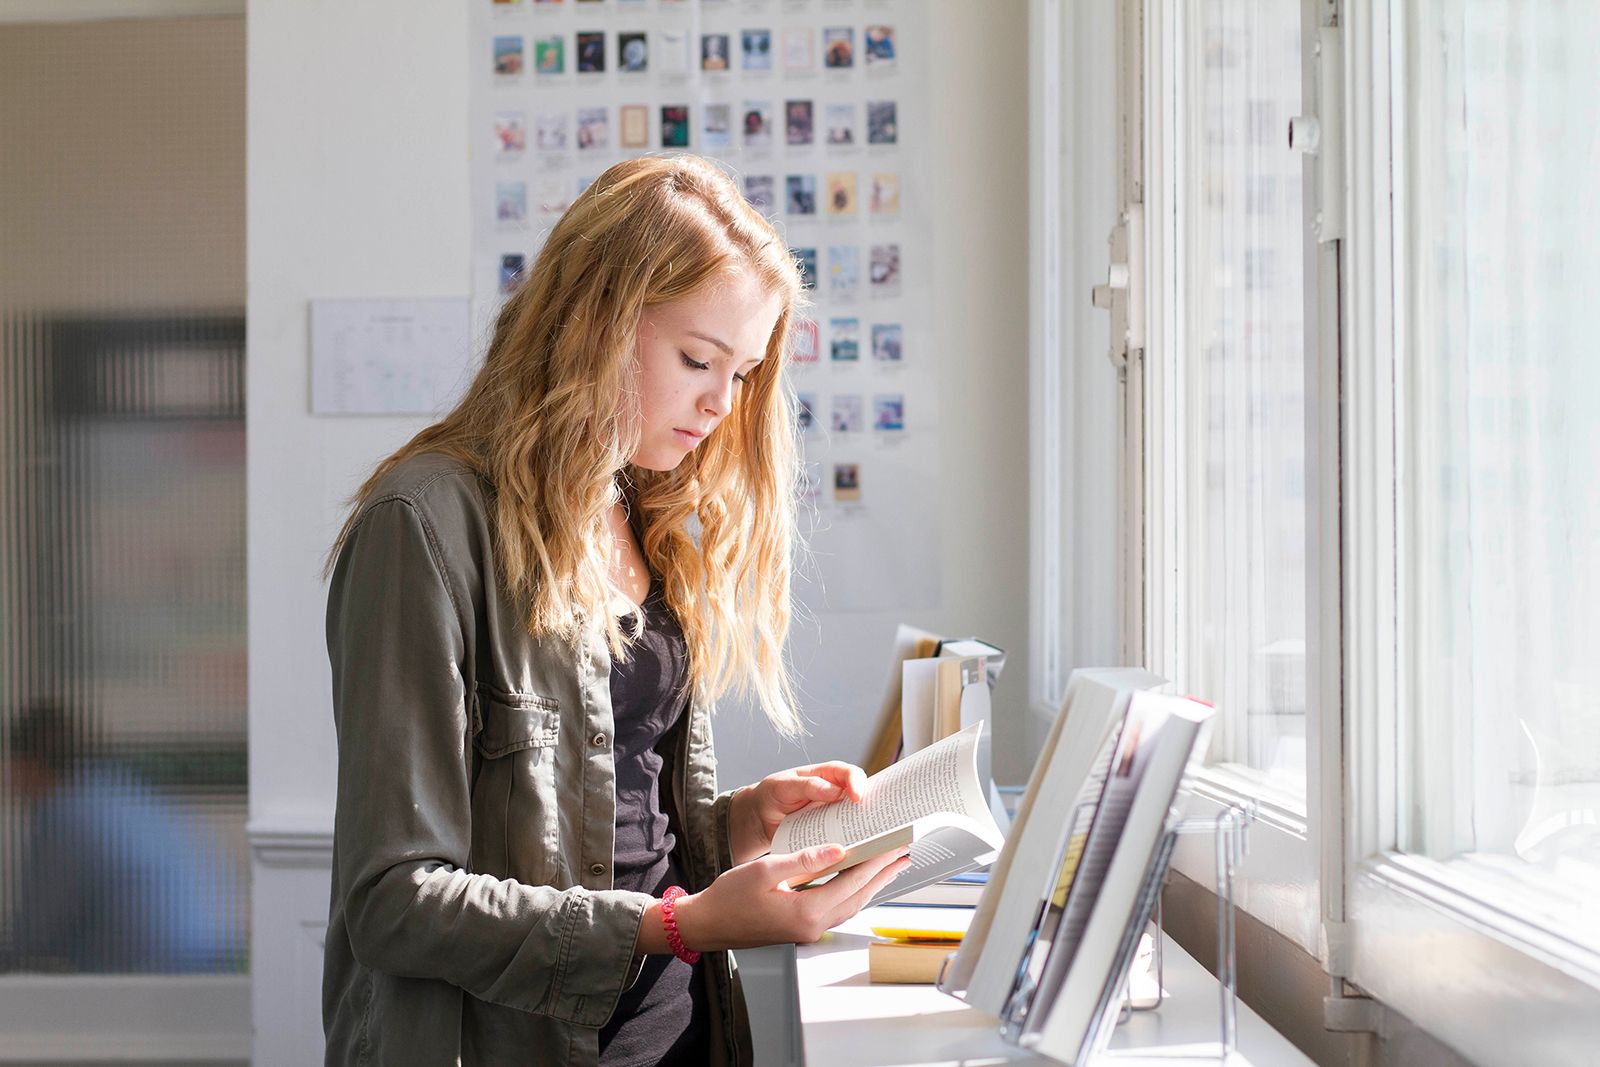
[0,6,251,1061]
[1338,0,1600,1060]
[1031,0,1331,962]
[1027,0,1123,726]
[1035,0,1600,1057]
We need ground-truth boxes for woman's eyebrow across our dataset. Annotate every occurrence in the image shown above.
[686,330,733,356]
[687,329,764,366]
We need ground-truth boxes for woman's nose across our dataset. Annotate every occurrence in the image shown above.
[702,376,736,418]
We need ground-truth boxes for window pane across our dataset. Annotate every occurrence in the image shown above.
[1179,0,1307,792]
[1404,1,1600,942]
[0,18,247,974]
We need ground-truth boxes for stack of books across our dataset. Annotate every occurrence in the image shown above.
[860,624,1006,788]
[888,869,988,909]
[779,644,1215,1064]
[865,906,971,984]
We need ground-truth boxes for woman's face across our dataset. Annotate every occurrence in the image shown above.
[629,270,783,471]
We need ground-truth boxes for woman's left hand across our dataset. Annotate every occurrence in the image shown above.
[729,762,868,865]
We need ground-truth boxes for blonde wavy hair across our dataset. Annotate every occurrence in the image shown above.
[330,155,806,736]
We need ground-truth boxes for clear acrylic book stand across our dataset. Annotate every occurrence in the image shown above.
[987,800,1257,1067]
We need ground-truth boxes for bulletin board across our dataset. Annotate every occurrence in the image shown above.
[469,0,938,612]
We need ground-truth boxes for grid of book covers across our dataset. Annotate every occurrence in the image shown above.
[471,0,938,611]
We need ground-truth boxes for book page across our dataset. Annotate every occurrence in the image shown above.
[773,722,991,854]
[1048,724,1124,907]
[871,822,1001,905]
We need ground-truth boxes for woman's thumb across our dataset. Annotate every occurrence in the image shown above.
[774,843,846,885]
[803,843,847,870]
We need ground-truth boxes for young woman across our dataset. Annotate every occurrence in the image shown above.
[321,155,911,1067]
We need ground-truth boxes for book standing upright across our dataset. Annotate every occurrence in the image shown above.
[943,668,1164,1015]
[934,670,1214,1067]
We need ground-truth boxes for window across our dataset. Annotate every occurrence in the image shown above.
[1167,0,1309,797]
[1043,0,1600,1058]
[1131,0,1322,957]
[0,13,249,1059]
[1244,175,1276,215]
[1399,0,1600,959]
[1339,0,1600,1059]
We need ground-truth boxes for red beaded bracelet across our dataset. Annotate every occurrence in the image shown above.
[660,885,701,965]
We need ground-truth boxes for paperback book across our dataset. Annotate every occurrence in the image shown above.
[777,723,1004,906]
[1017,690,1213,1063]
[943,668,1165,1015]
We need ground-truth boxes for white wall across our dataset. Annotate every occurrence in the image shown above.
[246,2,1028,1060]
[711,2,1033,792]
[246,5,471,1060]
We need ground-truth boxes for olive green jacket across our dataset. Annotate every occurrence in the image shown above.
[323,454,752,1066]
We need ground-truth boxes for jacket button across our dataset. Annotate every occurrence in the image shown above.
[590,862,606,876]
[592,732,607,747]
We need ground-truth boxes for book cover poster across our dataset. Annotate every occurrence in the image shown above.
[469,0,936,611]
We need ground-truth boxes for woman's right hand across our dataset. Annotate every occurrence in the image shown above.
[668,844,913,951]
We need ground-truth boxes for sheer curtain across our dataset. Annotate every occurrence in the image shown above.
[1179,0,1307,794]
[1405,0,1600,944]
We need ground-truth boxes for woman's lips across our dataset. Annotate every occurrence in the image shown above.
[674,428,706,446]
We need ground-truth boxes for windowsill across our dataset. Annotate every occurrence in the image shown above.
[1161,870,1359,1067]
[1354,850,1600,987]
[1441,851,1600,954]
[1201,762,1309,821]
[1346,851,1600,1065]
[1190,762,1308,831]
[1169,763,1320,958]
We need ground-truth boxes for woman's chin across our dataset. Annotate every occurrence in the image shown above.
[627,447,690,473]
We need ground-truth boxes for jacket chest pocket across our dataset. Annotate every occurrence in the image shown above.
[470,684,564,884]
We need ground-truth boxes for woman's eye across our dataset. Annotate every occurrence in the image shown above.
[680,352,710,371]
[733,372,749,385]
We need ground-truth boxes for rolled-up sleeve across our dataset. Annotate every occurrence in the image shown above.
[326,496,649,1027]
[711,788,741,875]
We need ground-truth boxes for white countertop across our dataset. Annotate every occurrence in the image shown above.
[782,905,1315,1067]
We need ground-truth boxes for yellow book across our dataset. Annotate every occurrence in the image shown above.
[867,939,958,984]
[1050,831,1089,907]
[869,924,964,942]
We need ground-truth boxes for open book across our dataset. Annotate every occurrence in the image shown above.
[774,723,1005,906]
